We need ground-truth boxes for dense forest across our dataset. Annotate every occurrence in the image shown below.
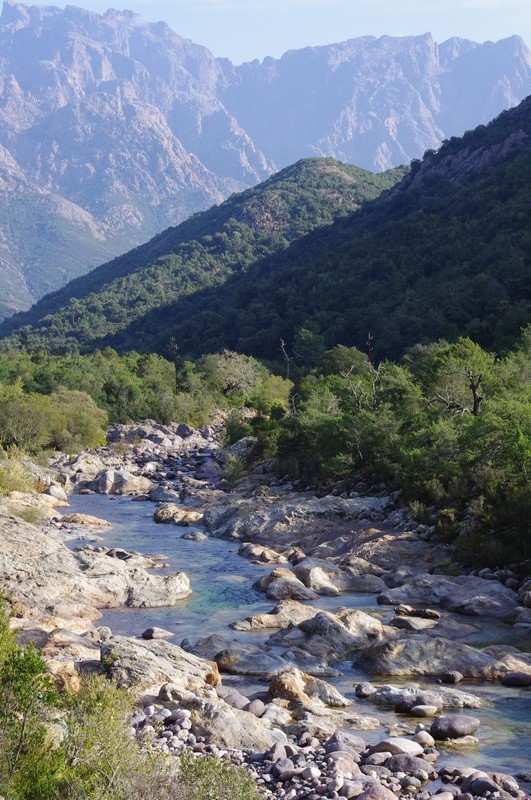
[0,159,403,351]
[1,329,531,571]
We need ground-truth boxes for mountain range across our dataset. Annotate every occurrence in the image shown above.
[0,0,529,318]
[3,94,531,361]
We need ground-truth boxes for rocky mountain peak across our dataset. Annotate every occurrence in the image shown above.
[0,3,529,319]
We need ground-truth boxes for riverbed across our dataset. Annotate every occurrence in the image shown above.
[67,493,531,781]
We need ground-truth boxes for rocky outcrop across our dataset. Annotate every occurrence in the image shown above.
[0,509,191,627]
[378,574,519,618]
[354,635,531,680]
[100,635,220,693]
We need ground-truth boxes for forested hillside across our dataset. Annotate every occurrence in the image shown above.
[6,96,530,362]
[0,159,404,349]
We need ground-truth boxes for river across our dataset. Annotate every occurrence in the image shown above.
[67,493,531,782]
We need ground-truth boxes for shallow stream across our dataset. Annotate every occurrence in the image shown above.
[67,494,531,781]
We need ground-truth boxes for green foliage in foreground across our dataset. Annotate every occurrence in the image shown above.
[0,599,259,800]
[273,332,531,569]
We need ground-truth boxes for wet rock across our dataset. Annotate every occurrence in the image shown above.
[501,671,531,687]
[430,715,481,740]
[181,531,208,542]
[141,627,174,640]
[441,671,464,684]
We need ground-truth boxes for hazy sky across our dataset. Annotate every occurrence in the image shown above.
[60,0,530,63]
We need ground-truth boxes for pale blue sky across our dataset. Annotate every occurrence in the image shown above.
[62,0,530,63]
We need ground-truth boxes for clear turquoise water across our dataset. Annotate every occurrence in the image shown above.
[67,494,531,780]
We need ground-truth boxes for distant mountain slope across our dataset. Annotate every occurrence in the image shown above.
[8,96,530,360]
[150,96,531,361]
[221,33,531,171]
[0,1,529,318]
[0,158,404,346]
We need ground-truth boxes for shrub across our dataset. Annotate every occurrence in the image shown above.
[178,750,260,800]
[49,388,108,452]
[9,506,46,526]
[0,452,35,497]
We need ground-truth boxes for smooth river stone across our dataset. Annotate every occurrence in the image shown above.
[430,714,481,740]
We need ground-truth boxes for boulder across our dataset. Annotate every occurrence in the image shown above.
[62,513,112,528]
[368,684,482,709]
[238,541,288,565]
[186,694,287,750]
[354,635,514,680]
[182,634,290,677]
[384,753,436,775]
[153,503,203,525]
[100,635,220,692]
[45,483,69,502]
[501,671,531,687]
[149,486,182,503]
[90,469,153,495]
[231,599,322,631]
[430,714,481,740]
[269,668,351,708]
[141,627,174,640]
[368,737,424,757]
[357,786,398,800]
[253,568,320,601]
[378,574,518,618]
[269,608,384,662]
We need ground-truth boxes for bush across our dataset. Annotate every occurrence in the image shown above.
[0,452,35,497]
[9,506,46,526]
[178,750,260,800]
[49,388,108,452]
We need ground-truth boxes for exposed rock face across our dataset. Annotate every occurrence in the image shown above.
[0,509,191,624]
[0,3,529,316]
[100,635,220,693]
[353,635,531,680]
[377,574,518,618]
